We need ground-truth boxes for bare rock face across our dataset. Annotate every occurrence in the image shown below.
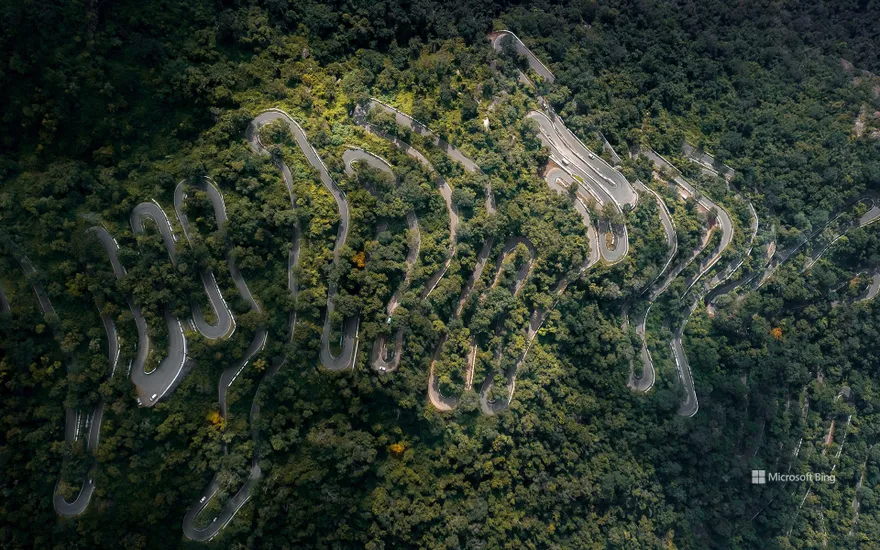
[302,47,309,59]
[854,105,867,138]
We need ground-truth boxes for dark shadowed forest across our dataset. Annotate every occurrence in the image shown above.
[2,1,880,548]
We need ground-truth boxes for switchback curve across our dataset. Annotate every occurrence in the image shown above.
[343,147,421,373]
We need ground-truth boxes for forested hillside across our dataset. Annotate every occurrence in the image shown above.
[2,1,880,548]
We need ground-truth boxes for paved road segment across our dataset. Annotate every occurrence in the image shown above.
[343,147,421,373]
[353,103,460,300]
[488,30,556,83]
[248,109,359,371]
[173,180,236,340]
[129,205,190,407]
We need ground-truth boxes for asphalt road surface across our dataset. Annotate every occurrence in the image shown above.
[352,104,460,300]
[476,236,537,414]
[10,252,97,516]
[528,111,632,263]
[635,148,741,415]
[866,273,880,301]
[635,180,678,290]
[494,30,657,347]
[93,227,157,408]
[182,112,307,543]
[344,147,421,374]
[173,180,236,340]
[545,167,601,265]
[461,166,603,415]
[55,326,110,517]
[626,180,678,393]
[528,110,638,208]
[15,240,117,517]
[358,102,526,412]
[427,236,496,411]
[349,103,524,412]
[53,405,104,516]
[16,253,56,316]
[629,305,658,393]
[428,236,538,413]
[182,463,261,542]
[246,115,302,342]
[129,206,189,407]
[490,31,701,407]
[365,98,496,214]
[249,109,359,371]
[640,146,735,293]
[804,196,880,270]
[757,192,880,288]
[177,178,266,320]
[672,314,700,417]
[681,141,736,183]
[489,30,556,83]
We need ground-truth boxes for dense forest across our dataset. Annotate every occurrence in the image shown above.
[2,0,880,548]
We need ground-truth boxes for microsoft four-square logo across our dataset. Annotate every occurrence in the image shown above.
[752,470,766,484]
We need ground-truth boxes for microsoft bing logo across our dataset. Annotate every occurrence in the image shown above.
[749,470,834,484]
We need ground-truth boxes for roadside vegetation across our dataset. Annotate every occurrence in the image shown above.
[1,0,880,548]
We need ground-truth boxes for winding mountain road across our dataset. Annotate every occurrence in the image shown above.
[182,112,308,543]
[91,226,155,402]
[625,180,679,392]
[528,110,633,263]
[177,178,269,416]
[36,30,880,530]
[751,192,880,292]
[476,237,537,414]
[488,30,556,83]
[544,167,601,266]
[671,303,701,417]
[248,109,358,371]
[343,147,421,373]
[365,98,495,214]
[641,147,735,291]
[427,236,538,412]
[16,253,55,316]
[128,205,189,407]
[354,100,556,413]
[636,147,738,416]
[53,412,98,517]
[865,273,880,301]
[804,196,880,270]
[529,110,638,208]
[183,115,319,542]
[635,180,679,290]
[173,180,236,340]
[465,163,607,415]
[353,103,460,300]
[10,241,116,517]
